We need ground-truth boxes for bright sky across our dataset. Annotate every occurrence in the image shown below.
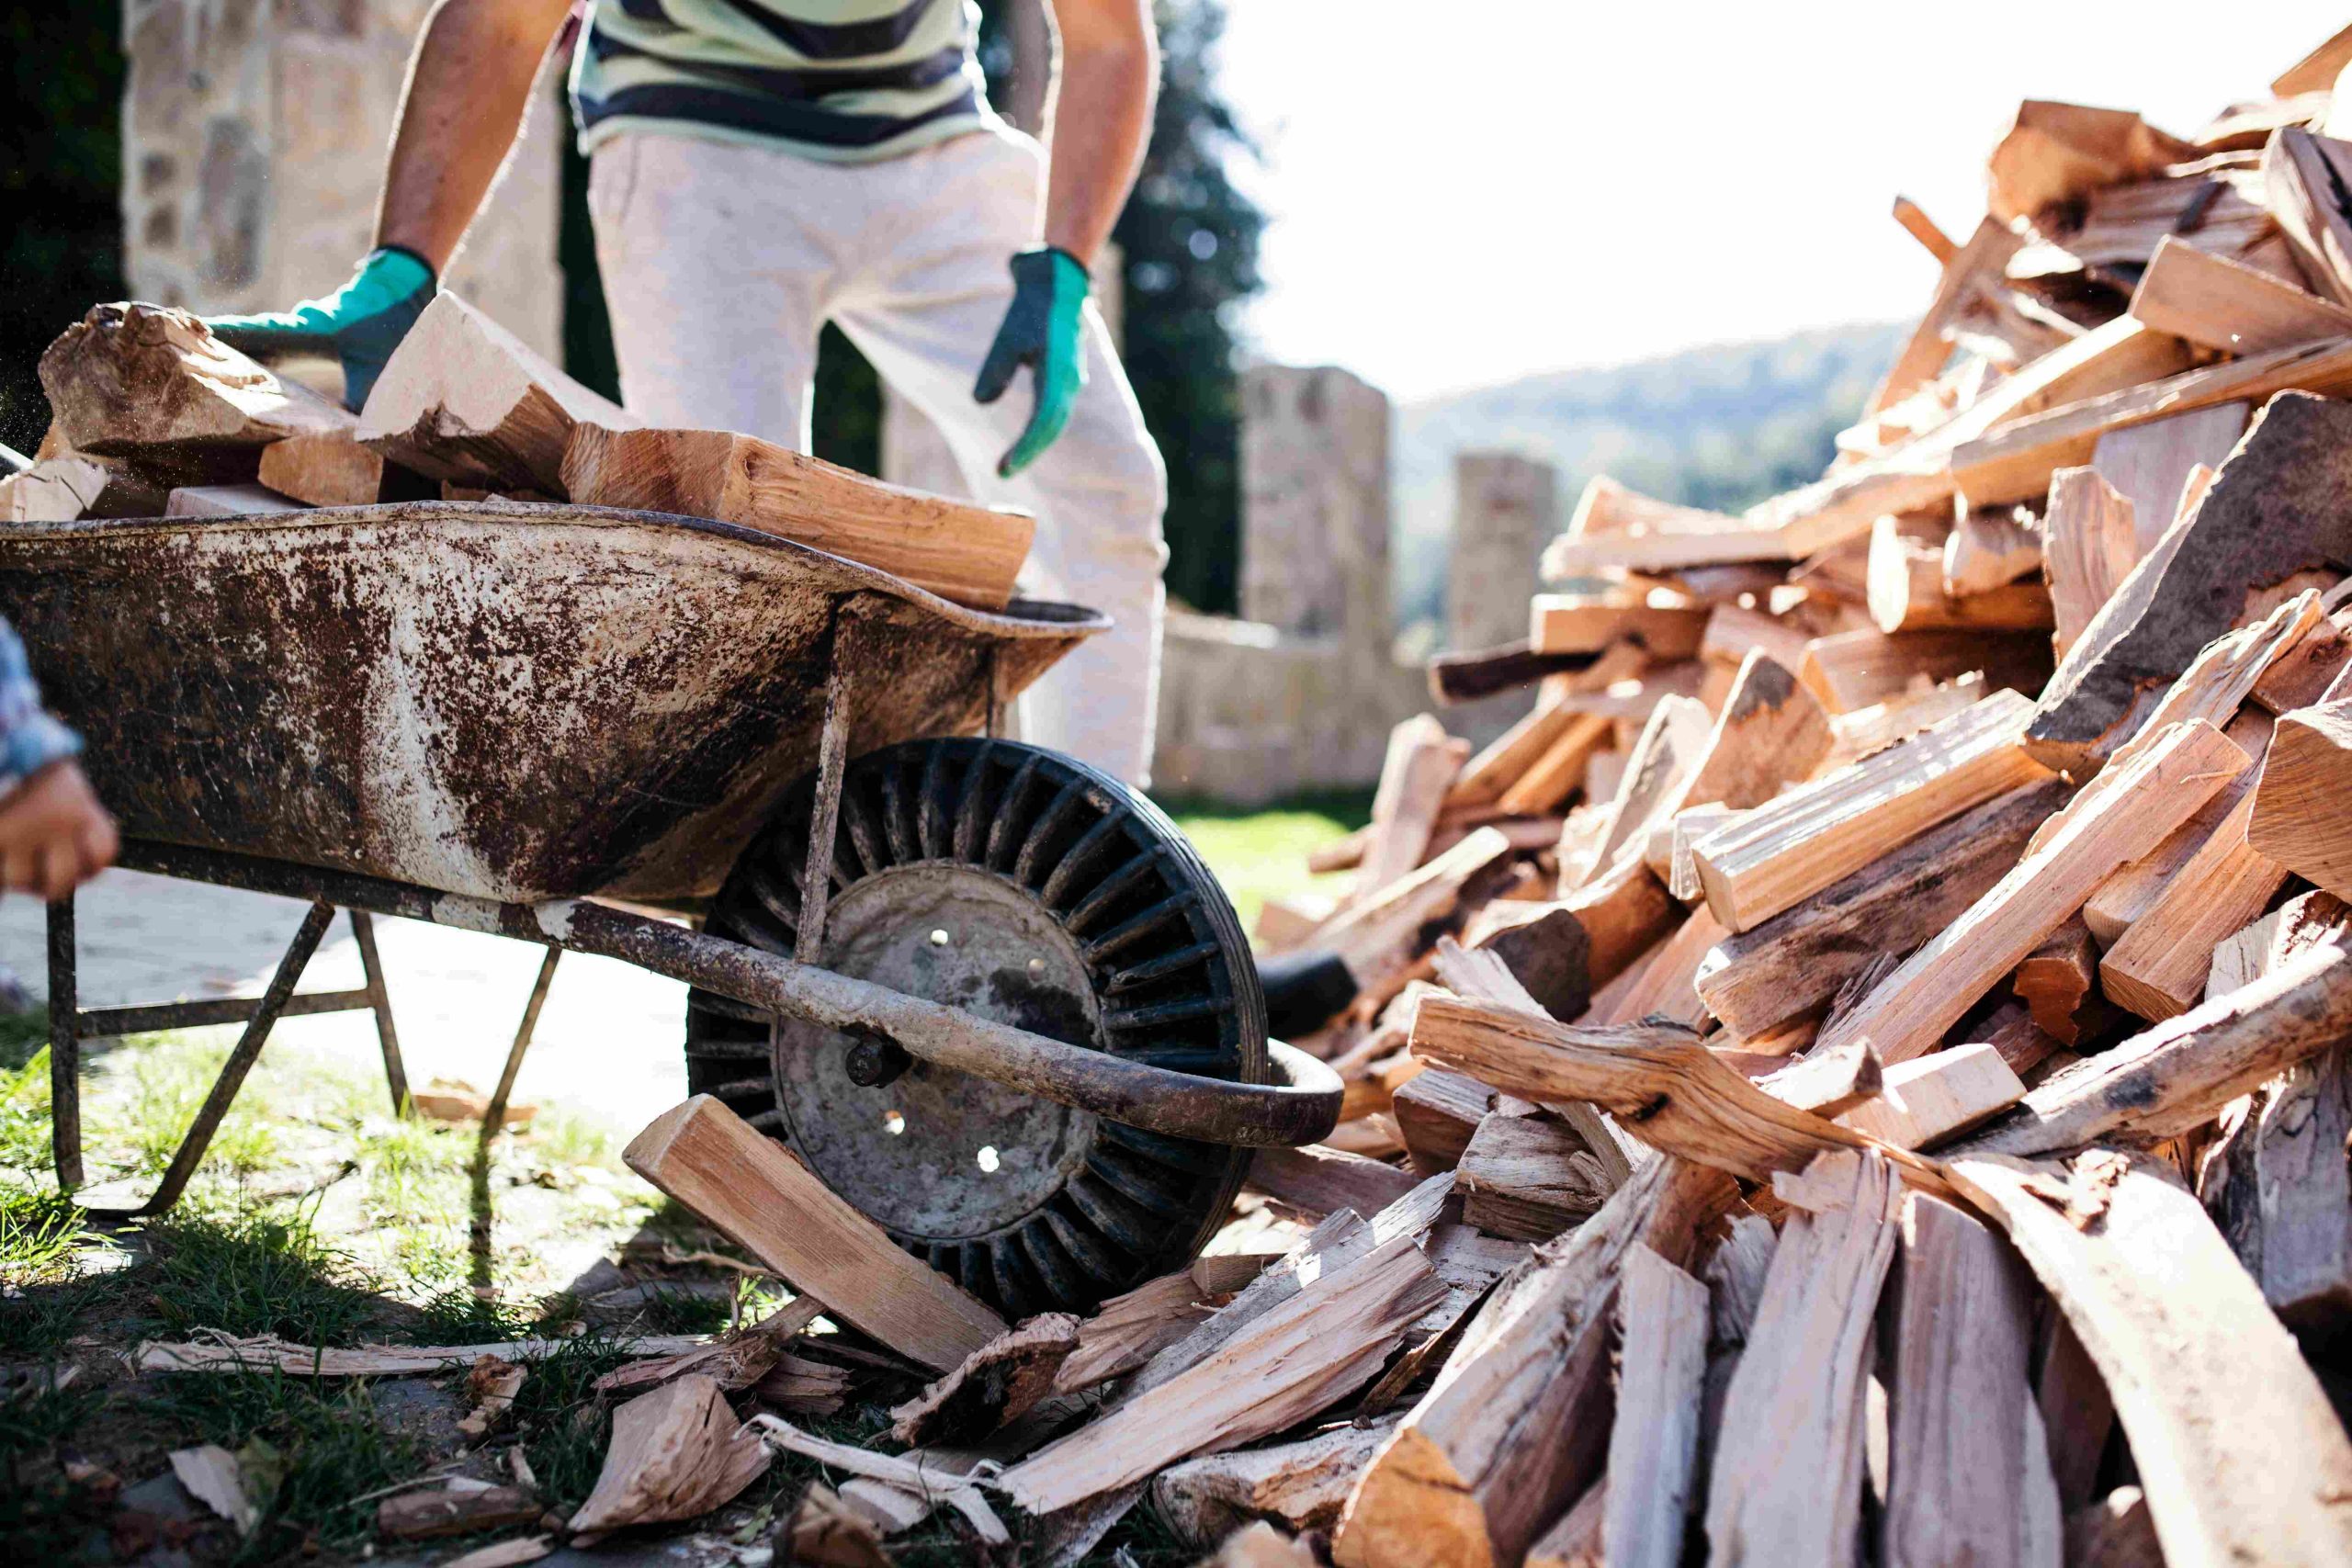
[1216,2,2346,404]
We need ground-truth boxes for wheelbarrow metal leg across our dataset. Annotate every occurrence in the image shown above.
[47,895,81,1192]
[796,639,854,967]
[347,909,409,1115]
[113,898,336,1218]
[481,945,560,1137]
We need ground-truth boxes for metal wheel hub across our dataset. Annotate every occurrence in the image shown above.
[774,866,1101,1240]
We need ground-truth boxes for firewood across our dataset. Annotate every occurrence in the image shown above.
[1052,1253,1267,1394]
[1524,1479,1606,1568]
[1690,689,2052,931]
[1675,650,1833,812]
[2042,467,2140,659]
[38,303,353,480]
[1201,1521,1321,1566]
[1600,1246,1708,1568]
[255,429,400,506]
[886,1314,1079,1447]
[377,1483,541,1541]
[2100,784,2291,1021]
[1541,477,1788,578]
[1948,337,2352,512]
[2250,607,2352,714]
[1248,1143,1419,1222]
[1704,1151,1902,1568]
[561,423,1034,610]
[1455,1112,1609,1241]
[2086,399,2246,558]
[2129,233,2352,355]
[998,1234,1446,1514]
[1832,1043,2025,1150]
[2250,694,2352,898]
[1427,641,1611,705]
[164,483,306,517]
[1587,907,1724,1033]
[1818,672,1988,769]
[1391,1066,1495,1174]
[2275,22,2352,95]
[359,292,638,494]
[1797,627,2050,713]
[1333,1156,1732,1568]
[2014,919,2104,1044]
[567,1374,771,1544]
[1352,715,1468,896]
[1695,778,2070,1037]
[1699,603,1814,674]
[2237,1045,2352,1326]
[1811,717,2250,1066]
[2264,128,2352,307]
[748,1352,854,1416]
[1871,216,2023,414]
[0,456,154,522]
[1450,656,1641,807]
[2082,708,2273,946]
[1316,827,1521,1002]
[1866,513,2052,633]
[1530,595,1709,660]
[1151,1419,1401,1547]
[1945,1151,2352,1566]
[624,1097,1004,1374]
[1880,1192,2059,1568]
[785,1483,895,1568]
[1956,942,2352,1159]
[1492,713,1614,815]
[2207,888,2352,999]
[1566,694,1712,890]
[1941,505,2041,597]
[1985,101,2197,224]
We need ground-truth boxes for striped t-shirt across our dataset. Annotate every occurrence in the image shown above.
[570,0,995,164]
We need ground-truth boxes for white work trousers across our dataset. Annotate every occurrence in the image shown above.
[586,123,1170,786]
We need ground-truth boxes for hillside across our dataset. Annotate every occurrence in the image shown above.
[1392,321,1904,628]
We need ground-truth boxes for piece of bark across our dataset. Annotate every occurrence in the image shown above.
[1333,1156,1732,1568]
[1941,505,2042,596]
[2087,399,2248,557]
[1957,943,2352,1159]
[2041,467,2140,660]
[359,292,638,494]
[2247,1044,2352,1325]
[1797,627,2051,714]
[886,1314,1079,1446]
[1455,1113,1610,1242]
[1812,718,2249,1066]
[455,1354,526,1439]
[1946,1150,2352,1566]
[1867,513,2053,633]
[378,1484,541,1541]
[164,482,306,517]
[2015,918,2100,1043]
[2100,785,2291,1020]
[1691,689,2052,931]
[1694,776,2068,1037]
[624,1097,1004,1374]
[133,1330,721,1377]
[566,1375,772,1544]
[1880,1191,2055,1568]
[1427,641,1623,705]
[1600,1247,1708,1568]
[1150,1418,1399,1547]
[1248,1143,1419,1224]
[2250,694,2352,898]
[1834,1043,2026,1151]
[998,1234,1445,1514]
[1703,1151,1902,1568]
[2029,397,2350,771]
[39,303,352,479]
[2130,232,2352,354]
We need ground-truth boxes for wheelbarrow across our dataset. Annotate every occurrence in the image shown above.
[0,499,1341,1316]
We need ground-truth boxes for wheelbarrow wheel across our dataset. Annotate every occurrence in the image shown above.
[684,738,1267,1317]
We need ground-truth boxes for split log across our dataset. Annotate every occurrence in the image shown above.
[997,1235,1445,1514]
[1360,717,1469,893]
[1567,694,1713,888]
[2129,233,2352,355]
[1450,647,1647,803]
[1248,1142,1419,1223]
[1530,595,1709,660]
[1956,942,2352,1158]
[2087,399,2247,557]
[2207,888,2351,999]
[2015,919,2101,1043]
[1150,1419,1400,1547]
[2275,22,2352,94]
[1700,604,1815,674]
[1703,1151,1902,1568]
[887,1314,1080,1447]
[2041,467,2139,659]
[0,456,160,522]
[2240,1045,2352,1325]
[2100,785,2290,1021]
[1455,1113,1610,1241]
[1600,1246,1709,1568]
[359,291,638,494]
[2250,694,2352,898]
[1524,1480,1607,1568]
[163,483,305,517]
[2252,609,2352,714]
[2081,710,2271,944]
[1866,513,2052,633]
[1871,216,2024,413]
[561,423,1032,611]
[1392,1066,1493,1174]
[1797,627,2050,713]
[1834,1043,2025,1151]
[1941,505,2041,596]
[1820,673,1990,770]
[1585,906,1724,1032]
[567,1375,772,1545]
[1690,689,2052,931]
[2266,128,2352,307]
[1316,827,1521,1001]
[1676,651,1833,812]
[378,1484,541,1541]
[38,303,352,479]
[1693,777,2069,1036]
[1055,1254,1268,1393]
[1811,717,2249,1066]
[1428,642,1609,705]
[1880,1192,2058,1568]
[254,429,415,506]
[1985,101,2196,223]
[1980,1001,2065,1080]
[1541,477,1789,578]
[1495,714,1615,815]
[624,1097,1005,1373]
[1945,1151,2352,1566]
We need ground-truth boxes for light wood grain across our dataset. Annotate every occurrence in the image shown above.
[1600,1246,1709,1568]
[1835,1044,2025,1151]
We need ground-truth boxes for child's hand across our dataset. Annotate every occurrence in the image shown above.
[0,761,118,899]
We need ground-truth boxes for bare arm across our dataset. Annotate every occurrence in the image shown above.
[375,0,575,271]
[1038,0,1158,271]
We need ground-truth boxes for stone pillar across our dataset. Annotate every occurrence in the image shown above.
[122,0,564,365]
[1448,451,1555,652]
[1238,365,1391,649]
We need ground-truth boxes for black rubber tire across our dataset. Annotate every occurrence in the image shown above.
[683,738,1266,1317]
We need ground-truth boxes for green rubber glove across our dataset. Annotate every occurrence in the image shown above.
[974,247,1091,479]
[205,247,436,412]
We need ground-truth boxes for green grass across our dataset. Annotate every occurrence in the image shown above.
[138,1206,385,1345]
[509,1332,633,1510]
[1164,787,1372,933]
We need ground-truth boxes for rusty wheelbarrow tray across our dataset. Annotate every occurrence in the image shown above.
[1,502,1340,1266]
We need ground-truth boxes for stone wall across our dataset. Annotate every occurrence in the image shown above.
[1448,451,1555,654]
[122,0,563,363]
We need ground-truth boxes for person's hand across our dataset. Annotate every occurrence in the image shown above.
[974,247,1092,479]
[0,761,118,901]
[205,247,436,412]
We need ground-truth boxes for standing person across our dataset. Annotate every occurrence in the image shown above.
[209,0,1170,786]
